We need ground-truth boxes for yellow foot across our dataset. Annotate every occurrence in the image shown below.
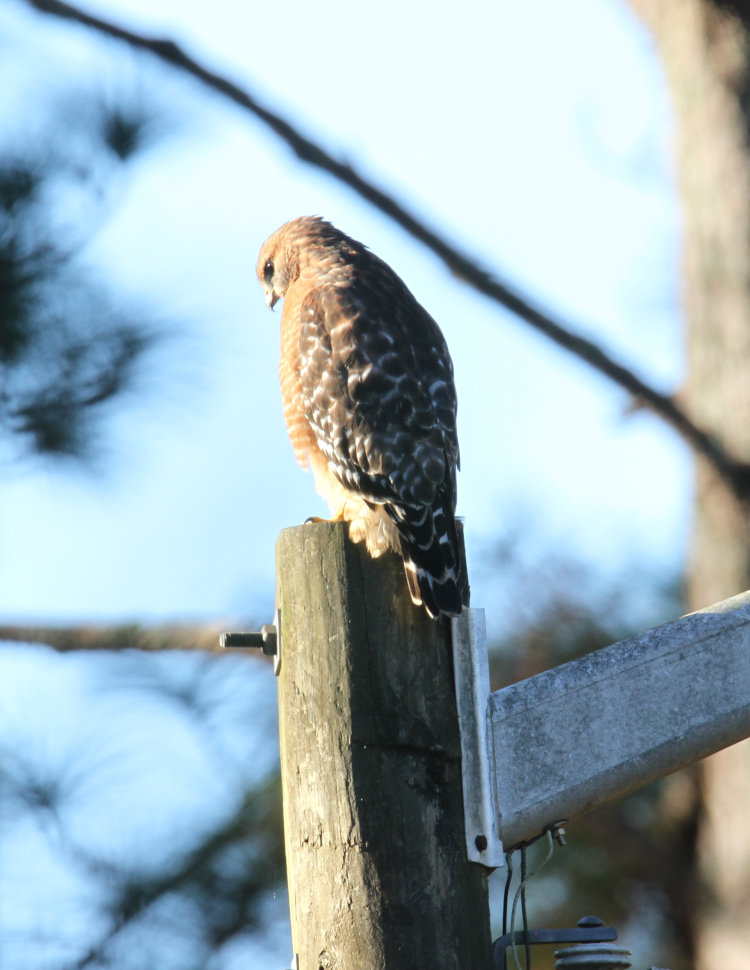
[304,510,347,525]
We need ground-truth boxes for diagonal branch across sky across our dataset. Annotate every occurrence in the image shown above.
[24,0,750,501]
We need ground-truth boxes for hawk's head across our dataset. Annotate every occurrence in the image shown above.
[257,216,353,309]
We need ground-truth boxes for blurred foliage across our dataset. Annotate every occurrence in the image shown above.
[0,32,696,969]
[486,538,691,969]
[0,644,286,970]
[77,776,286,970]
[0,88,166,463]
[0,54,288,970]
[0,548,694,970]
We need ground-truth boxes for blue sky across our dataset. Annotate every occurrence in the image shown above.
[0,0,686,633]
[0,3,688,966]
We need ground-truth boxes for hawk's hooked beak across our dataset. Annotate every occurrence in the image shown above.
[265,289,280,310]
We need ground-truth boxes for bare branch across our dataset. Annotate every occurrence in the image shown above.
[0,622,234,652]
[23,0,750,500]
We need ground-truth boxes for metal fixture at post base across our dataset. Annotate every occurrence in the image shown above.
[493,917,618,969]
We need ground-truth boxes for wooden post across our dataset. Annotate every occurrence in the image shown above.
[275,522,492,970]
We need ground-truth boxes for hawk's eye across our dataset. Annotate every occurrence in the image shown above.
[263,259,274,284]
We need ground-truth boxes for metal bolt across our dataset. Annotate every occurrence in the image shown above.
[475,834,488,852]
[220,625,277,656]
[551,820,568,846]
[220,632,262,648]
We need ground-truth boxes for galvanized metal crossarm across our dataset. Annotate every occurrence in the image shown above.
[453,589,750,856]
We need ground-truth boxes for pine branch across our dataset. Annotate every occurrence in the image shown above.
[23,0,750,500]
[71,780,283,968]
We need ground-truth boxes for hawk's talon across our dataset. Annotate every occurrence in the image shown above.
[304,512,346,524]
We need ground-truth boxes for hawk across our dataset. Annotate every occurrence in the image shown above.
[257,216,462,618]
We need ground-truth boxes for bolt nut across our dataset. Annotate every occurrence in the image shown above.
[577,916,605,928]
[550,820,568,846]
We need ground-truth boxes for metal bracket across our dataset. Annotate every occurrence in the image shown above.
[493,917,619,969]
[451,608,504,867]
[220,608,282,676]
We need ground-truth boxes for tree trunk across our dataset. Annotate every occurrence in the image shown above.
[627,2,750,967]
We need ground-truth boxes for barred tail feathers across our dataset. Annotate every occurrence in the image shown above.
[390,500,462,619]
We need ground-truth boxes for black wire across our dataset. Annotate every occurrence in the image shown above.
[502,850,514,936]
[521,846,531,970]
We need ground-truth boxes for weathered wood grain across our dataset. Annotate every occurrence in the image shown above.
[276,522,491,970]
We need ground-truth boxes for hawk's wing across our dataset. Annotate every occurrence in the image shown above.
[296,265,458,513]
